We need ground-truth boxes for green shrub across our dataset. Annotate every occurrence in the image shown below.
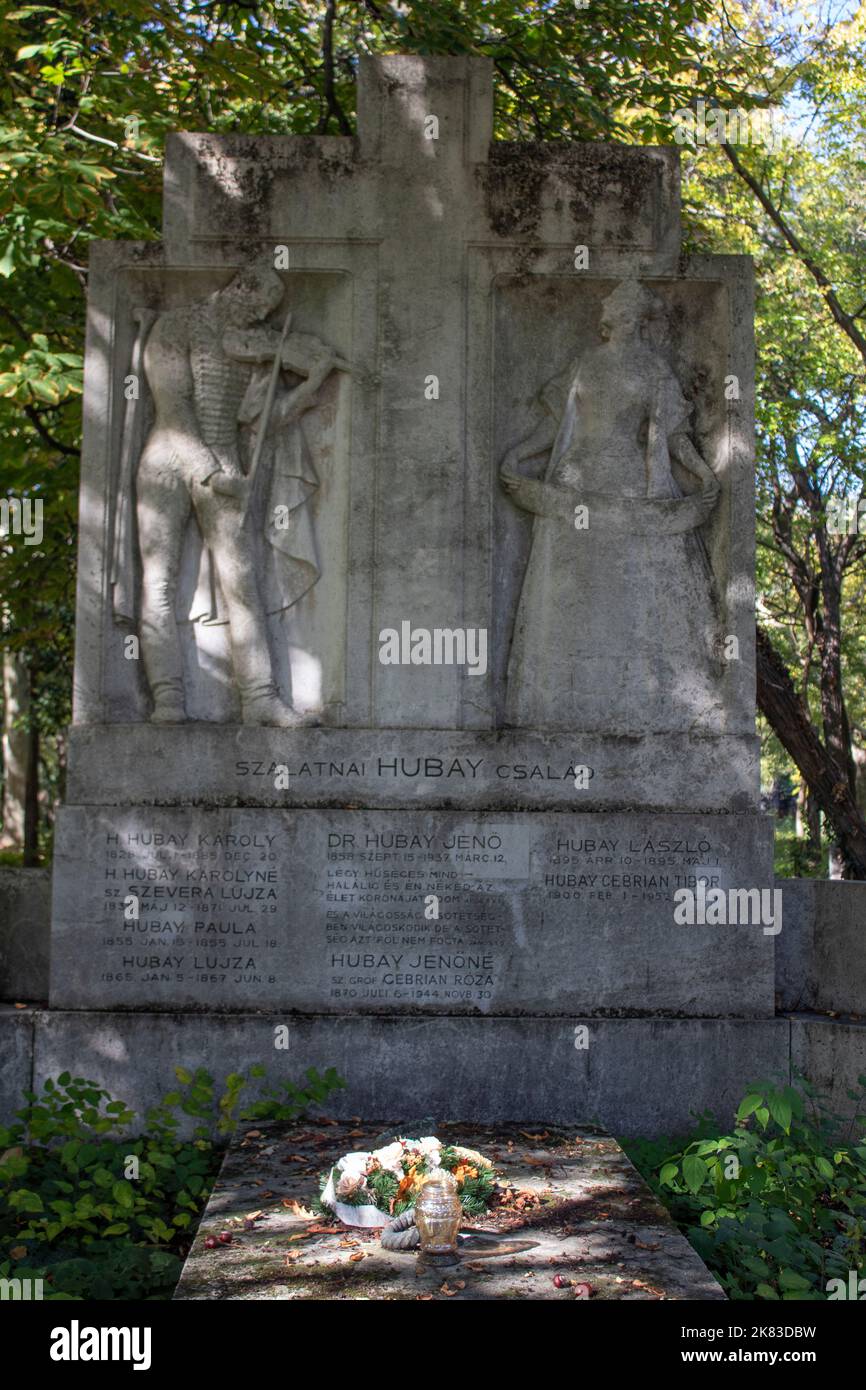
[0,1063,344,1300]
[626,1074,866,1300]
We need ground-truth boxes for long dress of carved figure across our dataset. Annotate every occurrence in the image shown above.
[502,280,724,733]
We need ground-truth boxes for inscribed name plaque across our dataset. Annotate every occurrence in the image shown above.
[51,809,773,1016]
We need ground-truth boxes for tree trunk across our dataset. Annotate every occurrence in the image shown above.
[757,625,866,878]
[795,783,821,849]
[1,650,31,853]
[23,706,39,866]
[816,567,856,797]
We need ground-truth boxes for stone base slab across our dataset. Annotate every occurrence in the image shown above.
[0,1007,817,1137]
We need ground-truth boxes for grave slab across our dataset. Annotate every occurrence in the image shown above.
[174,1119,725,1301]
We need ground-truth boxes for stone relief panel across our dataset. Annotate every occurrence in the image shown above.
[103,264,352,725]
[493,276,734,735]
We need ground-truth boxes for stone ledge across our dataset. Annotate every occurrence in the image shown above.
[64,726,761,813]
[4,1009,863,1136]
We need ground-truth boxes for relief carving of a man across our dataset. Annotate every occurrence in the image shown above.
[112,265,344,726]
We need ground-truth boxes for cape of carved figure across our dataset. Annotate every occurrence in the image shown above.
[501,279,724,733]
[111,264,347,726]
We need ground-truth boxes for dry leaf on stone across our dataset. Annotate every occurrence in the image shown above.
[281,1198,316,1217]
[349,1252,366,1262]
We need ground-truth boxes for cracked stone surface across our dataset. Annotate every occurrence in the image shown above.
[174,1119,725,1301]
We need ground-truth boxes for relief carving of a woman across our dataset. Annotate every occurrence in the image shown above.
[501,280,724,733]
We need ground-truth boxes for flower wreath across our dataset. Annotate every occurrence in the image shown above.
[320,1136,496,1227]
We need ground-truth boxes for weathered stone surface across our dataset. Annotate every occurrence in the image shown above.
[174,1120,725,1301]
[789,1015,866,1126]
[20,1009,791,1137]
[39,53,788,1152]
[0,868,50,1002]
[72,56,756,788]
[64,726,761,812]
[776,879,866,1016]
[0,1004,34,1123]
[51,807,774,1016]
[5,1005,863,1136]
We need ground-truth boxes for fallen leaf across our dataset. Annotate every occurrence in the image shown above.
[281,1198,316,1217]
[632,1278,665,1295]
[13,1003,28,1010]
[245,1129,263,1138]
[10,1246,27,1260]
[440,1282,458,1296]
[416,1294,434,1301]
[349,1252,366,1262]
[347,1128,366,1138]
[307,1224,340,1236]
[519,1131,550,1140]
[635,1239,660,1251]
[339,1239,359,1248]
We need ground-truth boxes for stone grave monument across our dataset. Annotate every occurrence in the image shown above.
[46,54,786,1132]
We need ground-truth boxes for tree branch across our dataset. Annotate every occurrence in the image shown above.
[319,0,351,135]
[757,624,866,878]
[23,405,77,458]
[723,140,866,364]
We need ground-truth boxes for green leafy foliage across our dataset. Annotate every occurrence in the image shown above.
[0,1062,344,1299]
[627,1074,866,1300]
